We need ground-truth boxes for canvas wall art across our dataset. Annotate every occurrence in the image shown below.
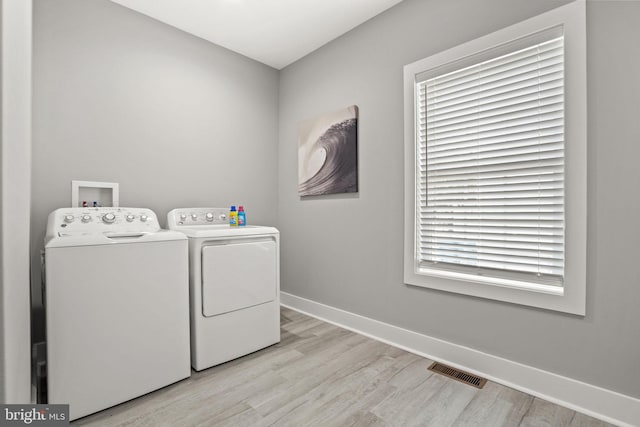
[298,105,358,196]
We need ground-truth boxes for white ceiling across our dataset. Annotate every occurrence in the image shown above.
[110,0,404,69]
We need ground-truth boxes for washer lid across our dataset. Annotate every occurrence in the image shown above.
[45,230,187,248]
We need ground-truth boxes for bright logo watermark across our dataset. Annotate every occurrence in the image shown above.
[1,405,68,426]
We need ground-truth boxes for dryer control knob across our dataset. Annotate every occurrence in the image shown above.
[219,214,227,221]
[102,213,116,224]
[126,214,135,222]
[191,214,198,220]
[63,215,75,223]
[140,214,148,222]
[81,215,92,223]
[180,214,187,221]
[205,212,214,221]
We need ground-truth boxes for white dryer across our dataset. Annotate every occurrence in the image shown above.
[167,208,280,371]
[44,207,191,421]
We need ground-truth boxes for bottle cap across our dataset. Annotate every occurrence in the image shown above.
[230,205,237,211]
[239,206,244,211]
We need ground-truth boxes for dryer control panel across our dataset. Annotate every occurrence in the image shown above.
[167,208,229,227]
[47,207,160,237]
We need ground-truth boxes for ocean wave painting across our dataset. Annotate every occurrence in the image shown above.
[298,105,358,196]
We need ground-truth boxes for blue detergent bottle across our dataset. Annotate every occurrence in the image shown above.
[238,206,246,226]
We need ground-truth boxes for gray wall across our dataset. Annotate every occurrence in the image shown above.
[278,0,640,399]
[31,0,279,328]
[1,0,32,403]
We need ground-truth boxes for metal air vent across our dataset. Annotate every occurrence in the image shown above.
[428,362,487,389]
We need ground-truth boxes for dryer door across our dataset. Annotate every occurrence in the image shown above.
[201,238,276,317]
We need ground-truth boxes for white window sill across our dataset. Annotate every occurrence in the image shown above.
[404,260,584,315]
[416,267,564,296]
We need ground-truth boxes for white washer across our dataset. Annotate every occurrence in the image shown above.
[167,208,280,371]
[44,207,191,421]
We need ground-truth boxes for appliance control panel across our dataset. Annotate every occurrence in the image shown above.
[49,207,160,236]
[167,208,229,228]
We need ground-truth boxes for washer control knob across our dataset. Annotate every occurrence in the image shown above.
[219,214,227,221]
[63,215,75,223]
[205,212,214,221]
[191,214,198,220]
[102,213,116,224]
[81,214,92,223]
[126,214,135,222]
[140,214,148,222]
[180,214,187,221]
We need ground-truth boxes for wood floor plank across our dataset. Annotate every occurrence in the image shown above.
[343,411,388,427]
[277,353,401,425]
[73,307,616,427]
[451,381,534,427]
[288,325,359,356]
[261,365,396,426]
[372,373,478,426]
[569,412,618,427]
[282,316,324,335]
[518,397,576,427]
[301,319,340,337]
[251,339,397,421]
[386,356,434,390]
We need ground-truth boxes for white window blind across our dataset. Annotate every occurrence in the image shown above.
[417,36,565,286]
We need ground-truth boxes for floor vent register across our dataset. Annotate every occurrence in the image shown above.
[428,362,487,389]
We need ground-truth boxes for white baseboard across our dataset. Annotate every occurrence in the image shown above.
[281,292,640,427]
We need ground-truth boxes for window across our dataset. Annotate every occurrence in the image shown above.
[404,1,586,314]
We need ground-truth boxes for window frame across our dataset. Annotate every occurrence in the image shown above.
[403,1,587,315]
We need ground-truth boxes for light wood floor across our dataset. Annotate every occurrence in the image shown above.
[74,307,615,426]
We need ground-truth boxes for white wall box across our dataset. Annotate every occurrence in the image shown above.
[71,180,119,208]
